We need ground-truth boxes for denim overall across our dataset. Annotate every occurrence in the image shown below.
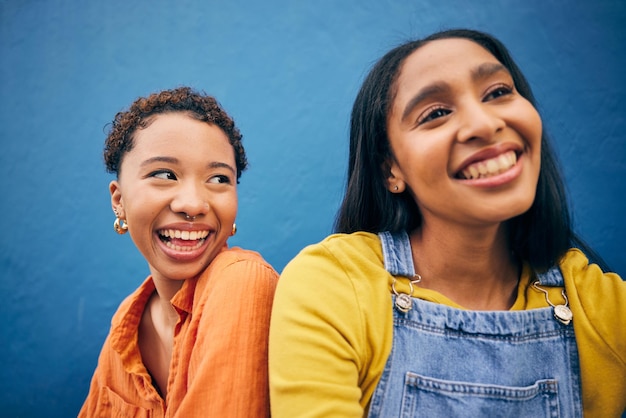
[367,231,583,418]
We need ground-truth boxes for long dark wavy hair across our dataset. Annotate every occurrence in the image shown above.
[334,29,607,272]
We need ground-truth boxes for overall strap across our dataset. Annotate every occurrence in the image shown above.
[379,231,415,277]
[535,265,565,287]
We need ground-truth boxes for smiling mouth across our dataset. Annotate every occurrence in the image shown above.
[457,150,518,180]
[158,229,209,252]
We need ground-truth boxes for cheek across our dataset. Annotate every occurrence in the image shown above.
[405,139,450,181]
[530,112,543,148]
[215,193,239,220]
[125,200,156,222]
[517,107,543,183]
[517,103,543,148]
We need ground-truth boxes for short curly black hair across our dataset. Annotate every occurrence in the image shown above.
[104,86,247,181]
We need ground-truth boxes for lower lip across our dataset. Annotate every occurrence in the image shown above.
[157,234,213,261]
[458,155,523,188]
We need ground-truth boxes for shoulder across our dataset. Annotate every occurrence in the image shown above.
[206,246,278,281]
[213,246,276,269]
[559,248,625,311]
[278,231,388,311]
[271,232,393,392]
[560,248,625,341]
[318,231,381,253]
[194,247,278,303]
[284,231,383,275]
[560,248,623,286]
[560,249,626,397]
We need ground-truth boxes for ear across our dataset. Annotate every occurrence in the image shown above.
[109,180,125,218]
[383,158,406,193]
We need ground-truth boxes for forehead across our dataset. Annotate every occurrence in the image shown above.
[397,38,500,87]
[134,112,227,145]
[128,112,233,160]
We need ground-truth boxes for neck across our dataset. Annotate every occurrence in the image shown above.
[149,273,185,327]
[139,288,178,399]
[409,220,520,310]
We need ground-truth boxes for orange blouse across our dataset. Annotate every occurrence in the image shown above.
[79,246,279,417]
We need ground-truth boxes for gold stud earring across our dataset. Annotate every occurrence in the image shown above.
[231,223,237,236]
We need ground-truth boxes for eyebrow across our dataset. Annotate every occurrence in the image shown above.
[208,161,236,174]
[141,156,236,174]
[141,156,178,167]
[401,83,448,122]
[472,62,508,82]
[400,62,509,123]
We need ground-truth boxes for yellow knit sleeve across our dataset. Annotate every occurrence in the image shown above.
[269,233,392,418]
[560,248,626,416]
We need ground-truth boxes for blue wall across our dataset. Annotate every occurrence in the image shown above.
[1,1,624,416]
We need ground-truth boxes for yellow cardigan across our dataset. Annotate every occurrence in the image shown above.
[269,232,626,417]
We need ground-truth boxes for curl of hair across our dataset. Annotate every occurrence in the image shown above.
[104,86,247,181]
[334,29,607,272]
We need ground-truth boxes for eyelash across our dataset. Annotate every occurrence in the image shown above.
[150,170,177,180]
[209,175,231,184]
[483,83,514,101]
[417,106,451,125]
[149,171,231,185]
[416,83,515,126]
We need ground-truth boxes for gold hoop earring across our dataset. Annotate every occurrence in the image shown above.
[114,217,128,234]
[231,223,237,236]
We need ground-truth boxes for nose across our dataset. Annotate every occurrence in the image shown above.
[456,100,505,143]
[170,181,209,219]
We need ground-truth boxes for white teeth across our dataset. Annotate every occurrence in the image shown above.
[461,151,517,180]
[160,228,209,252]
[160,229,209,240]
[165,239,205,252]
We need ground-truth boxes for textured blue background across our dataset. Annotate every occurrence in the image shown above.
[1,1,624,416]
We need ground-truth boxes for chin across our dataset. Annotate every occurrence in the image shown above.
[501,201,535,222]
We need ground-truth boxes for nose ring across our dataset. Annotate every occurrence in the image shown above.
[185,214,196,221]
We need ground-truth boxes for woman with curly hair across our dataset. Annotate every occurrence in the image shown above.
[269,29,625,417]
[80,87,278,417]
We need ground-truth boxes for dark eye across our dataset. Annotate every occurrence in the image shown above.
[484,85,513,101]
[151,170,177,180]
[418,107,451,125]
[208,175,231,184]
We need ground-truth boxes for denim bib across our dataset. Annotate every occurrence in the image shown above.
[367,231,583,417]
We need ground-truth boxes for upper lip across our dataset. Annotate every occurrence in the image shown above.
[454,143,522,176]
